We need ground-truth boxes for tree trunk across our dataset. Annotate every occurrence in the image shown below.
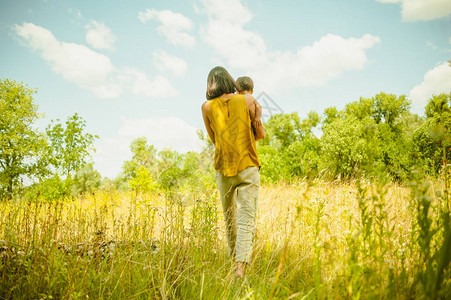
[7,177,13,200]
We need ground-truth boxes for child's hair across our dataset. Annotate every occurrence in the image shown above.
[236,76,254,93]
[206,66,239,100]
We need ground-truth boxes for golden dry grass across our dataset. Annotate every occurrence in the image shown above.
[1,179,449,299]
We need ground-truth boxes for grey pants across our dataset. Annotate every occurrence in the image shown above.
[216,166,260,263]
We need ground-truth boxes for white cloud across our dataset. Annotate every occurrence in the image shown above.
[152,50,188,76]
[201,20,267,71]
[270,34,380,88]
[125,68,178,98]
[85,21,115,49]
[409,62,451,106]
[68,8,82,18]
[15,22,178,99]
[93,116,202,178]
[198,0,253,25]
[376,0,451,21]
[427,42,438,50]
[138,9,195,48]
[15,22,121,98]
[199,0,380,92]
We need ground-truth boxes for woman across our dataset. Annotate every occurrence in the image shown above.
[201,66,265,278]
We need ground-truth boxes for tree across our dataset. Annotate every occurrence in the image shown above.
[46,113,98,178]
[258,145,288,183]
[121,137,157,180]
[300,111,320,137]
[414,93,451,173]
[156,148,183,190]
[197,129,214,166]
[0,79,48,199]
[372,93,415,176]
[260,113,302,149]
[284,137,320,178]
[72,163,101,195]
[128,166,157,194]
[320,115,381,178]
[425,93,451,120]
[257,112,321,182]
[197,129,219,188]
[344,97,375,121]
[335,92,417,177]
[121,137,216,192]
[379,113,422,176]
[373,92,410,128]
[322,106,339,127]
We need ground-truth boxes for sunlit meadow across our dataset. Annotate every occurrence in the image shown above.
[1,172,450,299]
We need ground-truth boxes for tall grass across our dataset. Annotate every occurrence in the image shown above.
[1,175,450,299]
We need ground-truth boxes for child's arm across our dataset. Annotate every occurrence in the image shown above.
[244,95,265,141]
[253,101,262,129]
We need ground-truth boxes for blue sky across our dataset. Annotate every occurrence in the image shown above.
[1,0,450,178]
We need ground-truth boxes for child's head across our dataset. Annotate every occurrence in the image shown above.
[236,76,254,94]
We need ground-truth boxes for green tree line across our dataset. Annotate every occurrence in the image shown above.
[258,92,450,182]
[0,79,97,200]
[1,78,450,199]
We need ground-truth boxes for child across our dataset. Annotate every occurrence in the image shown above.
[236,76,262,133]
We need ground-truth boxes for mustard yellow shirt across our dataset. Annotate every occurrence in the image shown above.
[208,94,260,176]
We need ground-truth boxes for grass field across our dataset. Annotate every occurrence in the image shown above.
[1,176,450,299]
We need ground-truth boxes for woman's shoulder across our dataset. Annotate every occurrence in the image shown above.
[201,100,212,113]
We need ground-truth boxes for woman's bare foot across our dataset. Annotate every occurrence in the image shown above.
[236,262,246,278]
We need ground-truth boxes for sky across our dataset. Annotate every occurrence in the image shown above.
[1,0,450,178]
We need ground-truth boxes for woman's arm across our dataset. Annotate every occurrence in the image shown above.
[201,101,215,145]
[244,95,265,141]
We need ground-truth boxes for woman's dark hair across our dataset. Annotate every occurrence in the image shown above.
[206,66,238,100]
